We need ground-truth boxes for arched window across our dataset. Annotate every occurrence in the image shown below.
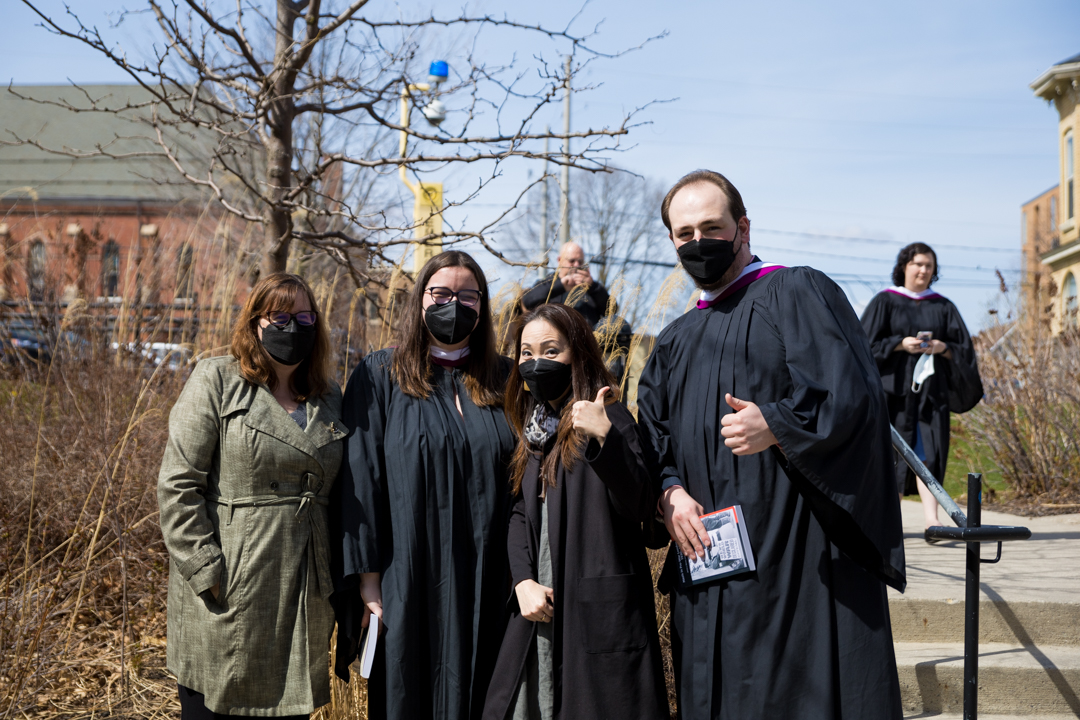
[101,240,121,298]
[1067,130,1075,221]
[27,239,46,301]
[1065,272,1078,328]
[175,243,195,300]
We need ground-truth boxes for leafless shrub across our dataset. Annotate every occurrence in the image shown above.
[958,319,1080,510]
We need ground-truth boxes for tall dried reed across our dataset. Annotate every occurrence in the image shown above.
[958,321,1080,510]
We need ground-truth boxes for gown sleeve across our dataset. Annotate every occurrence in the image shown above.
[583,401,655,522]
[330,350,391,680]
[507,492,534,592]
[860,293,907,397]
[635,333,683,497]
[942,301,984,413]
[756,268,906,591]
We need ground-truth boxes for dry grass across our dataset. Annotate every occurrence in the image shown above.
[0,255,689,720]
[957,321,1080,514]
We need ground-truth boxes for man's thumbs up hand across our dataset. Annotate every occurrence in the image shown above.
[571,386,613,445]
[720,393,779,456]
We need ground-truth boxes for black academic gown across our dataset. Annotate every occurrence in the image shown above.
[637,266,906,720]
[331,349,517,720]
[860,290,984,495]
[482,403,668,720]
[520,273,610,328]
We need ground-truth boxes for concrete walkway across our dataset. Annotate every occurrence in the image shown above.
[893,499,1080,606]
[891,499,1080,717]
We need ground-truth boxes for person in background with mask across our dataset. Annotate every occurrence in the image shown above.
[331,251,516,720]
[860,243,983,535]
[482,303,666,720]
[521,242,611,328]
[158,272,348,719]
[636,170,906,719]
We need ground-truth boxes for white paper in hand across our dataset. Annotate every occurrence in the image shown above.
[359,613,379,679]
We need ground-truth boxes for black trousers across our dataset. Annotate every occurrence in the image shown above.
[177,684,308,720]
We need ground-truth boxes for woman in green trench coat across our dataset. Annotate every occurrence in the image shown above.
[158,273,348,718]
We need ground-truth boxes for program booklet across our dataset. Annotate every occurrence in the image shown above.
[357,614,379,679]
[674,504,756,588]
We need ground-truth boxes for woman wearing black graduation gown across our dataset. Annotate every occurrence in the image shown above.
[331,251,517,720]
[861,242,983,531]
[482,303,667,720]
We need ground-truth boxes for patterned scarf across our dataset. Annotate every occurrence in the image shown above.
[523,402,560,448]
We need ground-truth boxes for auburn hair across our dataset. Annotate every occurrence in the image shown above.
[505,303,619,495]
[390,251,504,407]
[230,272,331,400]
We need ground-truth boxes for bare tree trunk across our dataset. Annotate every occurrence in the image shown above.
[261,0,307,276]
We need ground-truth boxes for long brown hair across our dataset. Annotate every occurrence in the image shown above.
[230,272,331,400]
[390,250,504,407]
[506,303,619,495]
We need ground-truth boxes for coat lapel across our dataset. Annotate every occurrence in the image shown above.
[305,396,349,449]
[243,387,321,462]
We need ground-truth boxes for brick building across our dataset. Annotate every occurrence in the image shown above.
[0,85,248,319]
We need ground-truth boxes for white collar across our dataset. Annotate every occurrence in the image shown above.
[429,345,471,361]
[886,285,941,300]
[699,261,784,303]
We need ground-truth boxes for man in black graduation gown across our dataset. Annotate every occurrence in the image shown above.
[636,170,906,719]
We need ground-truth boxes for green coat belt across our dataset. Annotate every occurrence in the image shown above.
[157,357,348,716]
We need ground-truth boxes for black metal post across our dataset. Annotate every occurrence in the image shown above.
[964,472,982,720]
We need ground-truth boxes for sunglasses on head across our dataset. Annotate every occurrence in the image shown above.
[265,311,318,327]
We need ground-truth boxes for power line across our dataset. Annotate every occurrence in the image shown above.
[753,228,1017,253]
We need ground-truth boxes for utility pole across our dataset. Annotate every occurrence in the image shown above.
[539,129,550,281]
[557,55,571,247]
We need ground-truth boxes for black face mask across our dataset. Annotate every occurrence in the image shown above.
[425,301,478,346]
[676,227,742,286]
[261,319,316,366]
[518,358,573,404]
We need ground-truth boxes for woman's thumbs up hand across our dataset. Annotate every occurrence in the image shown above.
[571,386,613,445]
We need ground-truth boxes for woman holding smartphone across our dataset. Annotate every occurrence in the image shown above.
[861,242,983,534]
[482,303,667,720]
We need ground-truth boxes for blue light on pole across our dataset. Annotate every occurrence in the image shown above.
[428,60,449,85]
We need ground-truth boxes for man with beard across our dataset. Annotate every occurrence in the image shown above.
[636,170,906,719]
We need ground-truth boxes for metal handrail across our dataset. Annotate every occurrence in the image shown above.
[891,428,1031,720]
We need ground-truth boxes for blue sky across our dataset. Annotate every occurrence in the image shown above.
[6,0,1078,330]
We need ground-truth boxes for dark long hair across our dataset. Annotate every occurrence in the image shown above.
[505,303,619,495]
[891,242,940,287]
[390,250,503,406]
[231,272,331,400]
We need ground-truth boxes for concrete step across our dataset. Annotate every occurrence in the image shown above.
[890,597,1080,646]
[903,715,1080,719]
[896,641,1080,716]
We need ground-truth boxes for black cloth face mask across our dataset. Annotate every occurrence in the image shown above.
[425,301,478,346]
[676,226,742,286]
[261,319,316,366]
[518,358,573,403]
